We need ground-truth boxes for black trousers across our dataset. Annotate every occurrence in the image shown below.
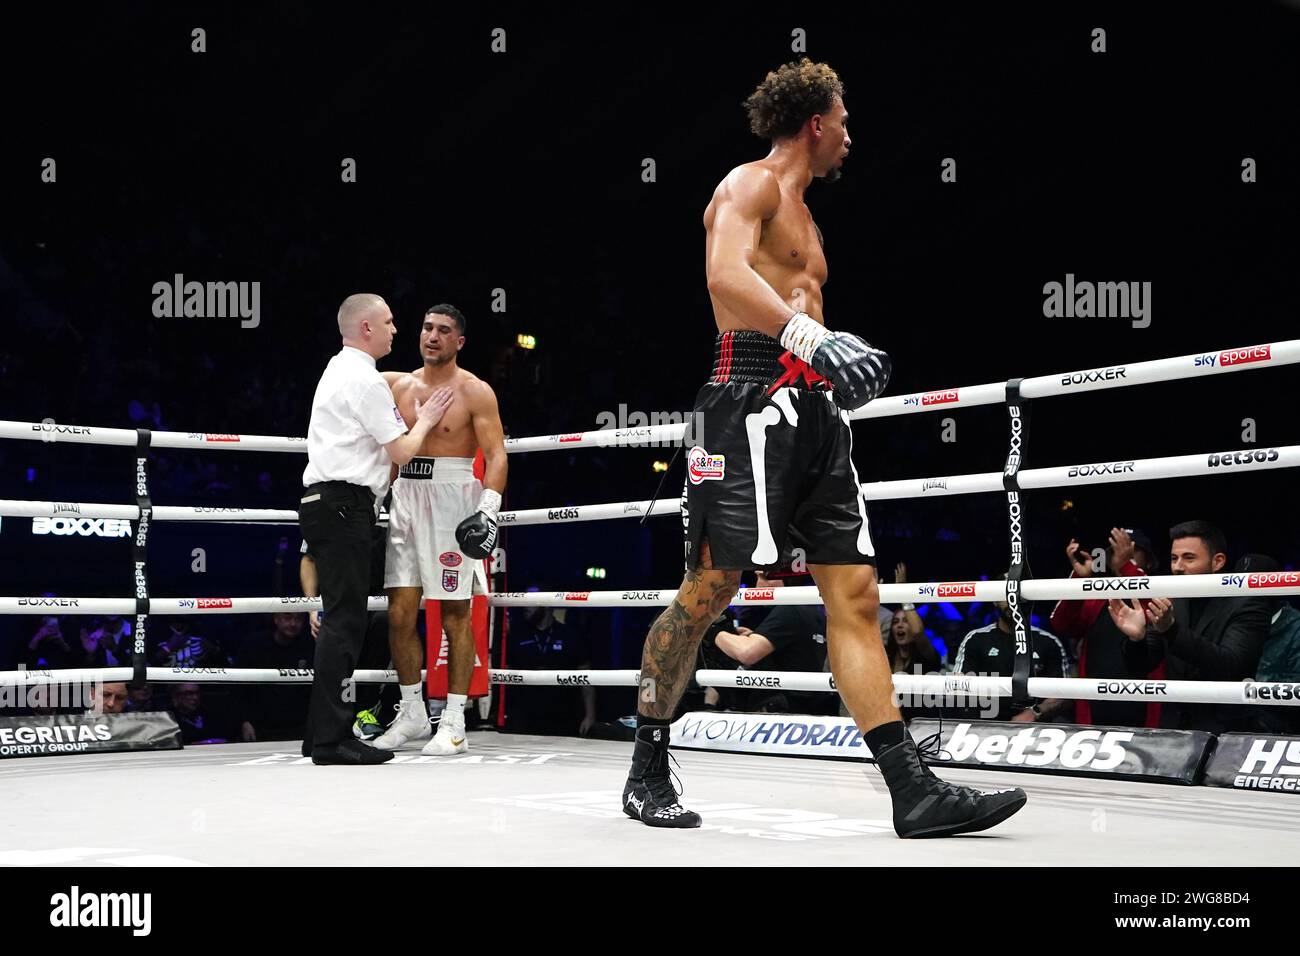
[300,481,376,750]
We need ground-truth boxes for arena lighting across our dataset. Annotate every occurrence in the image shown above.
[585,567,606,580]
[651,460,668,473]
[516,333,537,350]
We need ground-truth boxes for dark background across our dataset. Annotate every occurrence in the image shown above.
[2,3,1297,680]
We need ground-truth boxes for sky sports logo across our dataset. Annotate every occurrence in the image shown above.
[1221,571,1300,589]
[50,886,151,936]
[1193,344,1272,368]
[902,389,959,407]
[917,583,978,597]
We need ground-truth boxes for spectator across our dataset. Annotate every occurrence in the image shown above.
[98,616,132,658]
[1110,520,1272,733]
[237,613,314,742]
[24,616,72,670]
[168,683,235,745]
[126,683,161,713]
[885,562,938,674]
[152,620,227,668]
[885,611,940,675]
[75,617,130,669]
[1243,554,1300,736]
[702,572,832,715]
[1051,527,1162,727]
[503,606,596,737]
[86,681,129,715]
[952,577,1073,722]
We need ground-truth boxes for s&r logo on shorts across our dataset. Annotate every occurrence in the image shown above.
[442,569,459,592]
[440,551,463,568]
[687,446,725,484]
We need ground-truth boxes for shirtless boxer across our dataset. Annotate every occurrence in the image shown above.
[370,304,507,755]
[621,59,1026,837]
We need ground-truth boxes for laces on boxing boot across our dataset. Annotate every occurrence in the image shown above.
[622,725,701,828]
[875,732,1027,839]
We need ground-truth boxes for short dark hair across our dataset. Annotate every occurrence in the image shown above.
[424,303,466,334]
[744,58,844,141]
[1169,520,1227,559]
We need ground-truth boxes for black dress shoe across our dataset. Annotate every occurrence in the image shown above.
[311,740,394,765]
[300,739,313,758]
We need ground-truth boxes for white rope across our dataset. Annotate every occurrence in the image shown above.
[851,340,1300,420]
[497,499,676,527]
[488,573,1300,607]
[7,573,1293,616]
[695,670,1300,706]
[0,421,306,452]
[504,423,688,453]
[490,669,642,687]
[7,441,1297,525]
[0,667,412,686]
[0,500,397,526]
[5,665,1296,708]
[864,445,1300,501]
[0,596,389,615]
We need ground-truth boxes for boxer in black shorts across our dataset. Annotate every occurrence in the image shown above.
[682,330,875,572]
[621,58,1026,838]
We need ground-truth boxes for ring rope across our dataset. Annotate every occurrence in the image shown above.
[3,572,1295,617]
[2,664,1296,708]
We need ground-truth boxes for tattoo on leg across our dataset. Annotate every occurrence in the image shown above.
[639,543,739,720]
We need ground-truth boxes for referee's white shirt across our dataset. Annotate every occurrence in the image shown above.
[302,346,407,499]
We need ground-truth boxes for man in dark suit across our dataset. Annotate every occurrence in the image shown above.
[1109,520,1271,733]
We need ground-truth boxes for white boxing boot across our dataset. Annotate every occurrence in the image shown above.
[371,698,432,751]
[422,706,468,756]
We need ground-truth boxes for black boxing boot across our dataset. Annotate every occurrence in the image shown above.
[874,730,1026,838]
[622,725,701,828]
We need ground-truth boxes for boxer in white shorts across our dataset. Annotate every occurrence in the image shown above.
[370,304,508,756]
[384,456,489,601]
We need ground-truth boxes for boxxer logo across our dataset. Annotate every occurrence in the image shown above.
[1060,366,1127,386]
[1081,578,1150,593]
[1067,461,1135,478]
[1097,680,1167,696]
[1005,406,1023,475]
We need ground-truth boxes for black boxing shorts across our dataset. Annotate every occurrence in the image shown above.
[681,330,877,572]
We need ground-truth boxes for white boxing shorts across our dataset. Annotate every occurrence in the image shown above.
[383,457,488,600]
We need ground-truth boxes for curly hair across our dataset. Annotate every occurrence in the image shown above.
[744,58,844,141]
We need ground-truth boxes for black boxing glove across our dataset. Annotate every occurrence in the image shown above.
[455,489,501,560]
[779,312,891,412]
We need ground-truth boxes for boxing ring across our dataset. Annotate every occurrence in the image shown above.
[3,339,1300,865]
[4,735,1298,866]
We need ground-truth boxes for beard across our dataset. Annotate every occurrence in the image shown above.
[423,350,455,368]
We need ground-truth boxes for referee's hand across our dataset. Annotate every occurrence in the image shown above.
[415,387,454,427]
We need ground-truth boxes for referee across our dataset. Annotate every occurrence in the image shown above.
[300,293,451,764]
